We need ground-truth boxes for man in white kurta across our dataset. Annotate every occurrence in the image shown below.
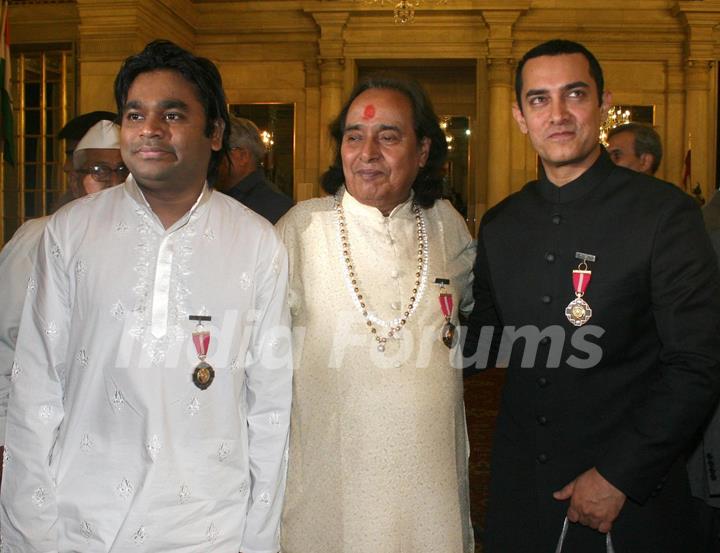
[278,188,474,552]
[1,40,292,553]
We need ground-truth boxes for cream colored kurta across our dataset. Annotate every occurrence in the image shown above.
[277,189,475,553]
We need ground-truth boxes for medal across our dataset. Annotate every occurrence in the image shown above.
[565,252,595,327]
[435,278,456,348]
[189,315,215,390]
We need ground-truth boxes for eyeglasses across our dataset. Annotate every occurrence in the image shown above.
[77,164,130,183]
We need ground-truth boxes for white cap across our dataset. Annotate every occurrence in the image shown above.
[75,119,120,151]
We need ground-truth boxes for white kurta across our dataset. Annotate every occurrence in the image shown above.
[0,215,48,444]
[277,189,475,553]
[1,177,292,553]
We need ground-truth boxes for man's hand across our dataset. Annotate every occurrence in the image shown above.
[553,467,626,533]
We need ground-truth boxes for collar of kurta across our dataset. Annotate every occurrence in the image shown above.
[124,174,212,232]
[536,147,616,204]
[340,185,416,223]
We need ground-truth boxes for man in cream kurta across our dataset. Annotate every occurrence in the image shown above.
[278,188,475,552]
[1,40,292,553]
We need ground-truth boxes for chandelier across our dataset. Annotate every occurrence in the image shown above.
[599,106,631,146]
[359,0,448,24]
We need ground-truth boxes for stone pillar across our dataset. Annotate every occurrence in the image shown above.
[684,60,714,200]
[312,12,349,177]
[664,62,686,186]
[302,59,321,199]
[486,57,515,208]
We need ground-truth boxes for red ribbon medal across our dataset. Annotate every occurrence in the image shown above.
[190,315,215,390]
[435,278,457,348]
[565,253,595,326]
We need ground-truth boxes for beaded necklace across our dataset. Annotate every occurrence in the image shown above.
[334,194,429,352]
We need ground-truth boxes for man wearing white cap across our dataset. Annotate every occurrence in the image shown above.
[0,118,121,480]
[71,119,128,196]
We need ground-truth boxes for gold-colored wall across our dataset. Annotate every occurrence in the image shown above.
[10,0,720,231]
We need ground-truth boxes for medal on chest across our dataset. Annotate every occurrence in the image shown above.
[565,252,595,327]
[189,315,215,390]
[435,278,456,348]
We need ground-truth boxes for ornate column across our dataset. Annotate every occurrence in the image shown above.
[674,2,719,201]
[482,9,524,208]
[302,59,322,199]
[312,12,349,175]
[75,0,195,112]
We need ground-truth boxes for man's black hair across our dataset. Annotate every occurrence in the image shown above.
[113,40,230,185]
[515,39,605,111]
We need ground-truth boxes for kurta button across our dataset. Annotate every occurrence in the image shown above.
[545,252,555,262]
[537,453,548,464]
[537,376,549,387]
[537,415,548,425]
[391,269,399,278]
[541,295,552,304]
[552,214,562,225]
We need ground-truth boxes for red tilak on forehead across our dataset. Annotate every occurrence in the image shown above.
[362,104,375,119]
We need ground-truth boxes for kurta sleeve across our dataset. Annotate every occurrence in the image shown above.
[0,226,38,446]
[0,221,70,551]
[596,197,720,503]
[240,231,292,553]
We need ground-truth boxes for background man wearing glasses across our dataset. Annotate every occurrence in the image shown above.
[0,117,122,482]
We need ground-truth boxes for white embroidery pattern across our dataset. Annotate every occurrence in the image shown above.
[229,355,242,373]
[80,520,94,540]
[145,435,161,460]
[10,361,20,382]
[179,484,191,504]
[75,259,87,278]
[207,522,219,544]
[111,389,125,411]
[32,487,47,508]
[45,322,58,339]
[77,349,89,368]
[259,491,271,506]
[116,478,134,499]
[269,411,281,426]
[132,527,146,545]
[115,221,129,233]
[239,480,249,497]
[51,243,62,259]
[203,228,215,241]
[80,433,93,452]
[271,252,281,275]
[27,276,37,294]
[111,301,126,321]
[238,272,252,290]
[218,442,230,462]
[38,404,54,422]
[186,397,200,416]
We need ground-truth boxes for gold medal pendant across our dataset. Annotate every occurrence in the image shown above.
[192,361,215,390]
[442,321,457,348]
[565,297,592,327]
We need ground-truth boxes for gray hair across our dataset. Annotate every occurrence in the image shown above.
[608,123,663,174]
[228,115,266,165]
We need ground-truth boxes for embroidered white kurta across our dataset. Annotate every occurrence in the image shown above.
[277,189,475,553]
[1,177,292,553]
[0,215,48,444]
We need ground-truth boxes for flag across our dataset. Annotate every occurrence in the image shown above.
[0,1,14,165]
[681,147,691,192]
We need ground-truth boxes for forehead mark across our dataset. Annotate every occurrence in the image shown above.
[362,104,375,119]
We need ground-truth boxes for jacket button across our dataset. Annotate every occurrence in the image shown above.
[541,295,552,304]
[545,252,555,262]
[552,214,562,225]
[537,415,548,426]
[537,453,548,464]
[537,376,549,387]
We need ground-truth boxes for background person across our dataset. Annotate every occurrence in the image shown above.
[606,122,662,176]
